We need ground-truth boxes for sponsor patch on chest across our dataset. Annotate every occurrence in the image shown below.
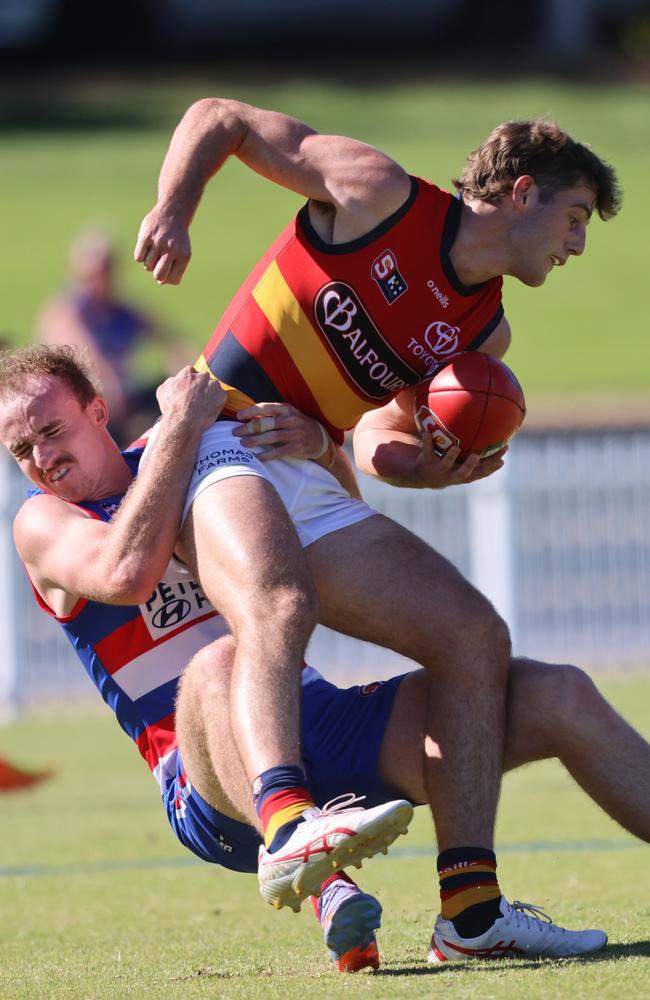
[314,281,419,399]
[140,579,214,641]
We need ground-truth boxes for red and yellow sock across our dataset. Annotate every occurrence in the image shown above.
[437,846,502,935]
[253,765,315,850]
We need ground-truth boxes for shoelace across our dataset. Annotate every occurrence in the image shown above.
[509,900,561,935]
[309,792,367,818]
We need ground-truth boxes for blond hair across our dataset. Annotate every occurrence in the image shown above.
[0,344,101,406]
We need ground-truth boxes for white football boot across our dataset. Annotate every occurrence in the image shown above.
[429,897,607,962]
[258,793,413,912]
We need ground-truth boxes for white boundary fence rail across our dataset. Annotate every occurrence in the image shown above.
[1,426,650,717]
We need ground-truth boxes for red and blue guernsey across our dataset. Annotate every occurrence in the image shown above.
[25,446,226,797]
[197,177,504,442]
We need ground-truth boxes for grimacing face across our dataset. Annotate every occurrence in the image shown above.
[0,376,111,503]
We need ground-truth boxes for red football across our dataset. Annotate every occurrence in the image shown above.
[414,352,526,460]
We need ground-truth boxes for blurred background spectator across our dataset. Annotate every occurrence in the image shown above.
[35,229,189,445]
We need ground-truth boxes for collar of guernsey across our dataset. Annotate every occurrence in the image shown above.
[193,176,503,444]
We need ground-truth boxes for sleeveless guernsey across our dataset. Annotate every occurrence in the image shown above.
[198,177,503,442]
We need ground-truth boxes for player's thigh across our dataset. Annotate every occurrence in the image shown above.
[376,670,429,804]
[175,639,256,824]
[178,473,318,632]
[306,513,500,660]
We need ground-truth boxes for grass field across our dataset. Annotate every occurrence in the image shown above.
[2,674,649,999]
[3,75,650,404]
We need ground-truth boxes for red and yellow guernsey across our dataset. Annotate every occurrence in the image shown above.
[198,176,504,443]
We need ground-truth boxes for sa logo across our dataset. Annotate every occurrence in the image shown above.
[371,250,408,304]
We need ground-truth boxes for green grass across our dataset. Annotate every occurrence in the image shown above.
[1,674,649,999]
[3,75,650,401]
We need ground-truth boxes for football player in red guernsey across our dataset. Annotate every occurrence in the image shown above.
[135,100,621,958]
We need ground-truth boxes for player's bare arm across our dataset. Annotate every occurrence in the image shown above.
[353,382,506,489]
[13,368,226,615]
[135,98,411,285]
[478,316,512,358]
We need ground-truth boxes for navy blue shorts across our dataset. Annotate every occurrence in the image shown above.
[163,667,406,873]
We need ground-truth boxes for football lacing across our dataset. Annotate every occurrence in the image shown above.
[314,792,367,817]
[510,900,559,933]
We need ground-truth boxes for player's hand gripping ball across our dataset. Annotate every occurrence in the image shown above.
[414,352,526,461]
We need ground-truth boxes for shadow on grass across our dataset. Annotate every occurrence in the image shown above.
[378,940,650,976]
[165,942,650,982]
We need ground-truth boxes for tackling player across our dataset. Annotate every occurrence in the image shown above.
[2,347,644,970]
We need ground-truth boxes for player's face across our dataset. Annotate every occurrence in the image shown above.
[0,376,111,502]
[510,182,596,288]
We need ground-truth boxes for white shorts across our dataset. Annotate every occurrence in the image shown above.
[142,420,376,548]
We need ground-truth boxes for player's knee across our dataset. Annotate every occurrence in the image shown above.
[179,637,236,704]
[277,582,319,642]
[463,592,512,676]
[513,660,595,757]
[245,581,319,646]
[491,611,512,666]
[544,663,597,731]
[423,585,511,683]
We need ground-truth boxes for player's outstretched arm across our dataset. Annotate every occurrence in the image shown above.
[353,386,505,489]
[135,97,410,285]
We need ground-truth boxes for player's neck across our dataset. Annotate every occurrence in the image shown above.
[449,199,510,286]
[90,442,134,501]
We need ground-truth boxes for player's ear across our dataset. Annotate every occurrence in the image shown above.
[88,396,109,428]
[511,175,536,211]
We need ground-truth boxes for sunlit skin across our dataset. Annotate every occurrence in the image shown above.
[452,178,596,290]
[0,377,132,504]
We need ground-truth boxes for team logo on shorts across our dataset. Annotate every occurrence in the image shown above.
[359,681,382,697]
[217,832,234,854]
[371,250,408,304]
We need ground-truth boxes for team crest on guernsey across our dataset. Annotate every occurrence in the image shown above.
[371,249,408,304]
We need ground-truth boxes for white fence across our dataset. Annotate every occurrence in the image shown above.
[1,427,650,717]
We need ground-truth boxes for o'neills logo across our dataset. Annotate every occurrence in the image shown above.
[314,282,419,399]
